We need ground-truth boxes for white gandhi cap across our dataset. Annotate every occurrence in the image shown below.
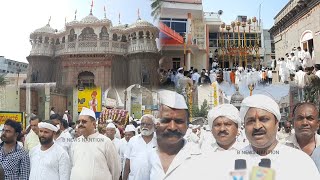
[158,90,188,110]
[125,125,136,132]
[79,107,96,120]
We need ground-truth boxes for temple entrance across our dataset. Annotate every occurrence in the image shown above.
[300,30,314,55]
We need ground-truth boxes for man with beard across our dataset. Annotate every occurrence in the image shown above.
[134,90,201,180]
[285,102,320,155]
[70,107,121,180]
[0,119,30,180]
[123,114,157,180]
[203,104,246,152]
[29,120,70,180]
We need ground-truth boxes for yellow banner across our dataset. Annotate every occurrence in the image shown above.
[0,112,23,124]
[143,109,152,115]
[78,87,102,112]
[131,104,142,119]
[212,82,219,107]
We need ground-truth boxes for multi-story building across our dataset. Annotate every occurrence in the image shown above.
[269,0,320,62]
[0,56,28,75]
[159,0,268,70]
[262,29,276,67]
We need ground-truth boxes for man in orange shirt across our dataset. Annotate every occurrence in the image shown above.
[230,69,235,84]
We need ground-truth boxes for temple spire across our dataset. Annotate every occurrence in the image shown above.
[47,16,51,25]
[118,13,121,24]
[74,9,77,20]
[137,8,141,20]
[104,6,106,18]
[90,0,94,15]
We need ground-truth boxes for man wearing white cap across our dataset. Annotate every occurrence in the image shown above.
[191,94,320,179]
[123,114,157,180]
[204,104,246,152]
[134,90,201,180]
[119,125,136,172]
[70,107,121,180]
[106,123,121,153]
[29,120,70,180]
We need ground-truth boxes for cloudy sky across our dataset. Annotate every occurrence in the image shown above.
[0,0,288,63]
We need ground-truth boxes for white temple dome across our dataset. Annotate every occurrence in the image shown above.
[129,19,154,28]
[80,14,100,24]
[34,24,56,34]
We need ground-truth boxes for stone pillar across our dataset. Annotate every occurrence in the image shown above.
[26,84,31,120]
[186,50,191,70]
[187,13,192,45]
[72,87,78,122]
[44,84,50,120]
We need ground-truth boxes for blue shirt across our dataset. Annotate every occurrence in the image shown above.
[311,146,320,173]
[0,142,30,180]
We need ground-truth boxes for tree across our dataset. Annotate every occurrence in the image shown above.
[0,74,7,85]
[150,0,163,21]
[192,99,209,117]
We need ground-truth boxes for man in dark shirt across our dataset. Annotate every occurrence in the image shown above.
[0,119,30,180]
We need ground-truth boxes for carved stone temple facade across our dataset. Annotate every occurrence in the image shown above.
[26,11,160,119]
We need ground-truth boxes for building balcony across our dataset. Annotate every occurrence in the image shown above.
[54,40,128,56]
[128,39,158,53]
[29,43,55,57]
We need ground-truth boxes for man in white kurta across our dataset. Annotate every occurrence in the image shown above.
[311,146,320,173]
[70,107,121,180]
[29,121,70,180]
[119,125,136,171]
[123,114,158,180]
[204,104,247,153]
[186,94,320,180]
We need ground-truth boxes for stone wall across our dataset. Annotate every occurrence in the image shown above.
[273,4,320,62]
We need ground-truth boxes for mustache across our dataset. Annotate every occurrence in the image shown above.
[78,125,85,128]
[141,128,150,131]
[162,130,183,138]
[252,128,266,135]
[218,131,229,136]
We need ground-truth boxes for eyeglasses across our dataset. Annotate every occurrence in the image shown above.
[141,123,153,127]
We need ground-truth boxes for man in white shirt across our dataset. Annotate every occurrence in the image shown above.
[277,121,292,144]
[29,120,70,180]
[190,94,320,179]
[123,114,157,180]
[191,68,200,86]
[106,123,121,153]
[297,46,305,64]
[174,67,184,89]
[285,102,320,156]
[25,116,41,151]
[50,114,72,155]
[267,68,272,84]
[294,66,308,88]
[119,125,136,172]
[134,90,201,180]
[70,107,121,180]
[205,104,246,152]
[302,48,314,69]
[50,107,55,116]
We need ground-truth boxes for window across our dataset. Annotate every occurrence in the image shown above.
[160,18,187,36]
[8,62,11,65]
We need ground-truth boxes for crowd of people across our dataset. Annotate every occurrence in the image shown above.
[0,89,320,179]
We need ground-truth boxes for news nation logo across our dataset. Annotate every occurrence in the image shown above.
[61,137,105,143]
[237,150,280,155]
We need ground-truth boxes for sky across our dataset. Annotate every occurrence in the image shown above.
[203,0,289,29]
[0,0,289,63]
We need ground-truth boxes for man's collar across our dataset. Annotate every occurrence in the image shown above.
[286,133,320,149]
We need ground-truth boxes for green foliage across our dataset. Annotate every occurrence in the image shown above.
[150,0,163,21]
[192,99,209,117]
[304,75,320,104]
[0,74,7,85]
